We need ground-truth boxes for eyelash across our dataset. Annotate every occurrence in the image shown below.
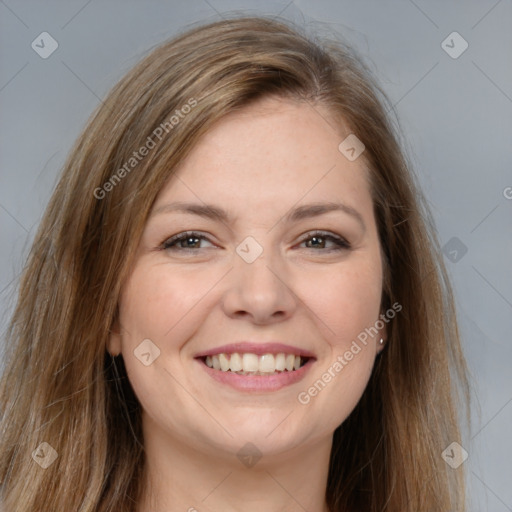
[160,230,351,253]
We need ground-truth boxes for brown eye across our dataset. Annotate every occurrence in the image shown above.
[162,232,214,251]
[299,231,350,251]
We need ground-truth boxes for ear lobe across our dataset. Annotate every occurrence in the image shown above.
[107,317,122,356]
[380,323,388,343]
[376,313,388,353]
[107,332,122,356]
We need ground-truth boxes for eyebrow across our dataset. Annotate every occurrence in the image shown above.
[151,200,366,231]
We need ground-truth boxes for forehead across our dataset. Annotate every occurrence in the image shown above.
[154,97,372,219]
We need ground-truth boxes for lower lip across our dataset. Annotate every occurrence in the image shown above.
[195,358,315,392]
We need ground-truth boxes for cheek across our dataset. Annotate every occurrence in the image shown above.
[116,264,209,427]
[294,259,382,425]
[300,260,383,349]
[117,263,214,345]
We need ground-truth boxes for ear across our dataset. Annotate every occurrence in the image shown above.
[376,313,388,354]
[107,315,122,356]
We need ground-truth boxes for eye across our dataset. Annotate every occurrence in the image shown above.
[161,231,215,251]
[160,230,351,253]
[297,231,351,252]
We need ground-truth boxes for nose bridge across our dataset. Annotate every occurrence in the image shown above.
[221,238,297,323]
[237,248,279,291]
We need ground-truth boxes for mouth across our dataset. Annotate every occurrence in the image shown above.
[193,342,316,392]
[199,352,311,376]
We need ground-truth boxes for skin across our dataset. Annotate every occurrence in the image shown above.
[109,96,386,512]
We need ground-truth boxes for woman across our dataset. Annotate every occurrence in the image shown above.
[0,16,470,512]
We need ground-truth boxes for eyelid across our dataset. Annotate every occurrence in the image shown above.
[296,230,351,250]
[160,229,351,252]
[161,231,215,250]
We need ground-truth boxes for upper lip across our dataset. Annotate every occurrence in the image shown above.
[194,342,316,359]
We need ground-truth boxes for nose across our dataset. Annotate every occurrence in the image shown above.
[221,250,298,325]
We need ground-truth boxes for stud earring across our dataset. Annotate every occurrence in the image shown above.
[379,338,384,345]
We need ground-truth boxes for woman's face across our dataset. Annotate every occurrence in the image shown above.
[109,97,385,461]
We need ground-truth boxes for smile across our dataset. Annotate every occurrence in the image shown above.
[194,342,316,391]
[202,352,309,375]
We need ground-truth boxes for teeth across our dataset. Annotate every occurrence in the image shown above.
[230,353,243,372]
[242,353,259,372]
[275,353,285,371]
[203,352,308,374]
[219,353,230,371]
[259,354,275,373]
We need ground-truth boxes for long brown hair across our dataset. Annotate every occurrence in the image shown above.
[0,16,470,511]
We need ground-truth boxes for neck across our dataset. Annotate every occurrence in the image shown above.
[137,414,333,512]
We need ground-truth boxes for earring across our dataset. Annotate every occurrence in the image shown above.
[379,338,384,345]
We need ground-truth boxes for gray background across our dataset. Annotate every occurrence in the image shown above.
[1,1,511,510]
